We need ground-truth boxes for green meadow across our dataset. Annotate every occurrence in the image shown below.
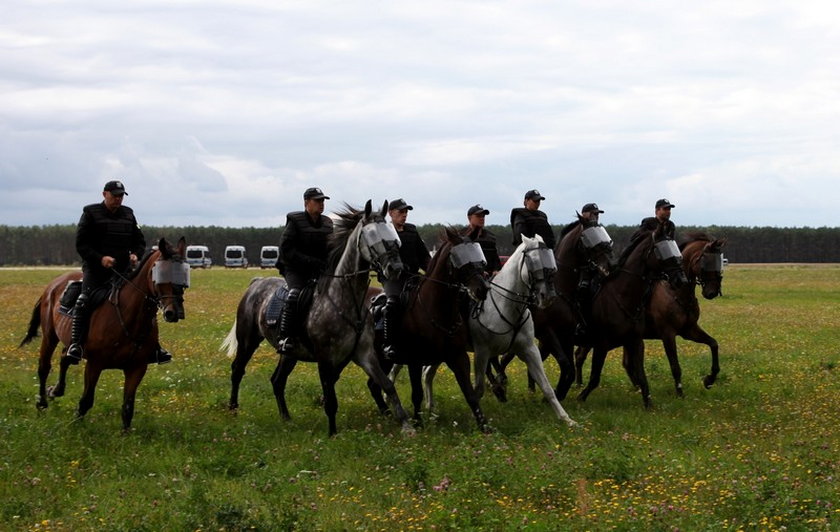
[1,265,837,531]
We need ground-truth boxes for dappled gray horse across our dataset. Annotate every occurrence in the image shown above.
[221,200,412,436]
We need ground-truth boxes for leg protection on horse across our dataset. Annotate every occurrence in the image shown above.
[382,296,401,360]
[66,293,90,364]
[277,288,301,354]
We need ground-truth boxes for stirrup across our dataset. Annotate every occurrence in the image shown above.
[382,344,398,361]
[277,337,295,354]
[154,347,173,365]
[65,344,83,365]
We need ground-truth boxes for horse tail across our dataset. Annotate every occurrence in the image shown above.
[220,319,238,358]
[19,298,43,347]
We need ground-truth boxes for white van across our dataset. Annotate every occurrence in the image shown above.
[185,245,212,269]
[224,245,248,268]
[260,245,280,269]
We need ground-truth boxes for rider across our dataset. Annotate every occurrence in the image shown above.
[276,187,334,354]
[381,198,430,360]
[511,189,556,250]
[463,204,501,276]
[560,202,606,338]
[66,180,172,365]
[633,198,676,241]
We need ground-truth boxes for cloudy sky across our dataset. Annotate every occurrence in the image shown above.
[3,1,839,229]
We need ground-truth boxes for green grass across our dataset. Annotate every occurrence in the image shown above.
[1,265,838,531]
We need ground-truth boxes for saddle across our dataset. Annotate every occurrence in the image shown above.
[264,281,315,332]
[58,281,110,316]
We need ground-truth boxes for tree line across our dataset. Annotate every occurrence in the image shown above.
[1,223,839,266]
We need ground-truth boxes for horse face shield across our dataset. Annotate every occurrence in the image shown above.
[700,251,724,299]
[362,222,403,280]
[152,260,190,322]
[450,242,489,301]
[524,246,557,308]
[580,225,614,276]
[653,239,688,287]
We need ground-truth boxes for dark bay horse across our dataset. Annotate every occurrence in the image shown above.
[221,201,413,436]
[367,227,491,431]
[489,216,615,402]
[575,232,726,396]
[576,223,688,408]
[19,237,189,430]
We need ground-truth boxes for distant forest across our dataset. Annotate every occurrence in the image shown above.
[2,223,839,265]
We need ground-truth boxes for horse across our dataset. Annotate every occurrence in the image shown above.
[221,200,412,436]
[488,215,616,402]
[574,232,726,396]
[422,234,578,427]
[366,227,491,431]
[19,237,189,430]
[576,222,688,408]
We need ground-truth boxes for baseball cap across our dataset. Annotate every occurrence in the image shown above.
[303,187,329,200]
[581,203,604,214]
[103,180,127,196]
[467,204,490,216]
[524,189,545,201]
[655,198,675,209]
[388,198,413,211]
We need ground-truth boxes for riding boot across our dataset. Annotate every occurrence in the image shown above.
[382,296,401,361]
[277,288,301,354]
[154,344,173,365]
[65,294,89,365]
[574,281,590,340]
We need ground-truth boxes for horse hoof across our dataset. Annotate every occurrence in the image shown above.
[46,385,63,399]
[228,402,239,411]
[36,400,48,411]
[401,423,417,437]
[479,423,495,434]
[702,376,716,389]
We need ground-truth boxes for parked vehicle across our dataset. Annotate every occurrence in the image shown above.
[260,246,279,269]
[185,245,212,269]
[224,245,248,268]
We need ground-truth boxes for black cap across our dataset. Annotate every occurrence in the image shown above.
[467,204,490,216]
[581,202,604,214]
[103,180,127,196]
[388,198,413,211]
[303,187,329,200]
[524,189,545,201]
[655,198,675,209]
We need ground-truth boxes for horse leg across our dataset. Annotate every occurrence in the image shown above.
[577,347,607,402]
[626,339,652,409]
[660,332,683,397]
[445,354,490,433]
[121,364,148,431]
[354,352,413,434]
[317,361,340,436]
[365,358,393,416]
[682,325,720,388]
[541,330,574,401]
[422,363,440,413]
[574,345,591,387]
[407,364,424,426]
[77,362,103,420]
[229,324,263,410]
[517,343,577,427]
[472,348,490,401]
[484,356,507,403]
[270,355,298,420]
[37,334,59,409]
[621,346,642,389]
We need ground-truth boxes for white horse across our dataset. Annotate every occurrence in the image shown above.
[423,235,577,427]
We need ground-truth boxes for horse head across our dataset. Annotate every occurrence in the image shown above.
[359,199,404,280]
[577,215,615,278]
[151,236,189,322]
[697,237,726,299]
[651,224,688,288]
[440,227,489,302]
[519,234,557,309]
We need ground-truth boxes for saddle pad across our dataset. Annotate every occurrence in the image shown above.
[265,284,290,326]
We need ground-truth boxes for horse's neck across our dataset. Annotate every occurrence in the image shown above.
[604,241,651,301]
[322,230,368,301]
[116,255,157,326]
[492,251,529,310]
[681,242,705,285]
[554,238,582,292]
[419,249,459,310]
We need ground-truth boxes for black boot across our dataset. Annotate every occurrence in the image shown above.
[154,345,173,365]
[65,293,89,365]
[277,288,301,354]
[382,296,400,361]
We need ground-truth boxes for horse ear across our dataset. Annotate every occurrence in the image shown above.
[576,211,583,222]
[177,236,187,256]
[364,199,372,218]
[380,200,388,217]
[157,238,167,255]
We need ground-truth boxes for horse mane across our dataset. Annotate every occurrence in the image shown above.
[679,231,712,251]
[616,230,651,269]
[127,246,160,281]
[325,204,366,272]
[425,226,462,273]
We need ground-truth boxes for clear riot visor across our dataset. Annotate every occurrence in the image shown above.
[152,260,191,287]
[450,242,486,269]
[526,247,557,273]
[702,253,724,272]
[581,225,613,250]
[362,223,400,256]
[654,239,682,262]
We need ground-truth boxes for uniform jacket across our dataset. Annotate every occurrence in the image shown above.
[462,226,502,274]
[279,211,334,278]
[396,223,430,275]
[633,217,676,241]
[510,207,556,250]
[76,202,146,279]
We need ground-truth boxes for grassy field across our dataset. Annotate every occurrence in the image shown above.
[1,265,837,531]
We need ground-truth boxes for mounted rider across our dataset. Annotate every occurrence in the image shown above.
[66,180,172,365]
[381,198,430,360]
[276,187,334,354]
[511,189,556,250]
[633,198,677,241]
[462,204,501,276]
[560,202,609,337]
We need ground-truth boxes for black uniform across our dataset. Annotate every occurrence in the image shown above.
[76,202,146,289]
[633,217,676,241]
[510,207,555,250]
[463,226,501,274]
[278,211,334,289]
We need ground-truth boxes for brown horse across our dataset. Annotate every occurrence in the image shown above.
[576,223,687,408]
[575,232,726,396]
[367,227,491,431]
[19,237,188,430]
